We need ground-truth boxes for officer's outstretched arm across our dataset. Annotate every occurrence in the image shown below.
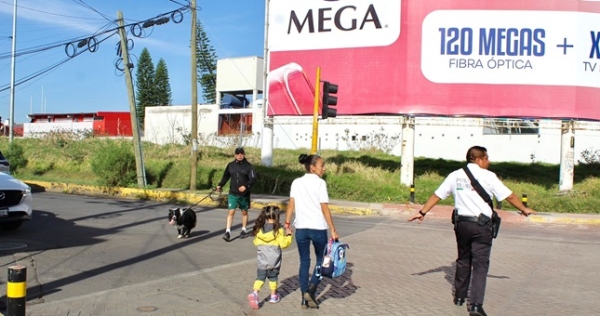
[504,193,537,216]
[408,194,441,223]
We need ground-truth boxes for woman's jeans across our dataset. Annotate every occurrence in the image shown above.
[295,228,328,294]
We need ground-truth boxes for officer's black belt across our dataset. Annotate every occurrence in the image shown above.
[457,215,479,223]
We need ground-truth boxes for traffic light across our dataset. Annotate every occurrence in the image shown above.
[321,81,338,119]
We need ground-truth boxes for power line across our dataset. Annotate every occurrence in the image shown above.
[0,4,190,94]
[69,0,115,24]
[0,0,107,21]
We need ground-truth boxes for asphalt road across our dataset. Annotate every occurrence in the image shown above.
[0,192,385,306]
[1,192,600,315]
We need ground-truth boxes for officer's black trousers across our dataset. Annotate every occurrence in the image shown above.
[453,221,493,304]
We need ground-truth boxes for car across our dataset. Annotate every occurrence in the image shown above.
[0,172,32,230]
[0,150,10,174]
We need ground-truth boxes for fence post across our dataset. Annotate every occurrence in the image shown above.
[410,184,415,204]
[522,194,528,207]
[7,265,26,316]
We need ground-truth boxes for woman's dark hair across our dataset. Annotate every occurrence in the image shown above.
[252,205,281,236]
[298,154,321,173]
[466,146,487,163]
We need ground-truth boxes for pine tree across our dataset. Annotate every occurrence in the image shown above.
[155,59,172,106]
[135,47,156,126]
[195,20,218,104]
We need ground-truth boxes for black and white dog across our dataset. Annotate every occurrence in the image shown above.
[168,207,197,239]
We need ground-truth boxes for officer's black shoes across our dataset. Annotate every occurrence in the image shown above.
[453,297,466,306]
[303,283,319,309]
[301,298,309,309]
[469,304,487,316]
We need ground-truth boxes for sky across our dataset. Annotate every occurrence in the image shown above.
[0,0,266,124]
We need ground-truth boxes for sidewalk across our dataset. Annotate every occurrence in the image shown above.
[25,180,600,226]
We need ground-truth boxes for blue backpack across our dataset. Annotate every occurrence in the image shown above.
[321,238,350,278]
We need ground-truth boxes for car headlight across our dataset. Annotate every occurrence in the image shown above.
[25,186,31,194]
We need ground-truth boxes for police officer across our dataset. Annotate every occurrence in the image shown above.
[409,146,536,316]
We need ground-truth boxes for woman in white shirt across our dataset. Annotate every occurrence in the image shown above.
[285,154,339,309]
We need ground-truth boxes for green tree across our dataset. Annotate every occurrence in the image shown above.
[135,47,156,126]
[195,20,217,104]
[155,58,172,106]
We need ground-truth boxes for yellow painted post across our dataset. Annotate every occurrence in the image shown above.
[311,67,321,154]
[522,193,528,207]
[7,265,26,316]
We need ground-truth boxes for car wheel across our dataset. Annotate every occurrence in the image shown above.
[0,221,22,230]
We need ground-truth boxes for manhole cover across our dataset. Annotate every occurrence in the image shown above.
[0,242,27,251]
[136,306,158,312]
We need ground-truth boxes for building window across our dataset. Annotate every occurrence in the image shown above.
[483,118,539,135]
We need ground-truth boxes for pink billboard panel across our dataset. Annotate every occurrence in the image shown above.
[267,0,600,120]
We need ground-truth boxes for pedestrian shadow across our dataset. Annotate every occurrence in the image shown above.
[317,262,359,303]
[274,262,358,306]
[411,262,510,287]
[412,263,456,286]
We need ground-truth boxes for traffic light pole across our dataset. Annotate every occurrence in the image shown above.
[311,67,321,155]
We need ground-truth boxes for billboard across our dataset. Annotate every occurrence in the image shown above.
[266,0,600,120]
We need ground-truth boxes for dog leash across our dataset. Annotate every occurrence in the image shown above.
[184,188,220,210]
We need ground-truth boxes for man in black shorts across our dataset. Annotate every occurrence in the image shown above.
[217,147,257,241]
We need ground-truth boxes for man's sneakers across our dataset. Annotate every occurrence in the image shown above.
[223,230,249,241]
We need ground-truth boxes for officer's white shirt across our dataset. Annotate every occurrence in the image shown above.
[290,173,330,230]
[434,163,512,217]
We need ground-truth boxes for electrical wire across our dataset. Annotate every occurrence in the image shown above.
[0,0,107,21]
[0,4,190,97]
[0,31,117,93]
[69,0,115,23]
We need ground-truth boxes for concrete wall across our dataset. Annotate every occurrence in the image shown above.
[24,121,93,137]
[143,105,600,164]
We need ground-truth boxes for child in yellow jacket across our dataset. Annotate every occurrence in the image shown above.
[247,205,292,309]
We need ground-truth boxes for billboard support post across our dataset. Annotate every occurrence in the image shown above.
[400,116,415,187]
[311,67,321,154]
[559,120,575,192]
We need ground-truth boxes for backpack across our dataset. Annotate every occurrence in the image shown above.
[321,238,350,278]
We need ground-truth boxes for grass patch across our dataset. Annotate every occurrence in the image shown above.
[0,137,597,214]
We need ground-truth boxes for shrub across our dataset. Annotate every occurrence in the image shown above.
[90,141,137,187]
[6,143,28,174]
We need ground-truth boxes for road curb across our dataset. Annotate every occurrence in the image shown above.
[24,181,378,216]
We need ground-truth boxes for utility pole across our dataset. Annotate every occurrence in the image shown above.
[310,67,321,154]
[117,11,146,188]
[8,0,17,143]
[261,0,274,166]
[190,0,198,191]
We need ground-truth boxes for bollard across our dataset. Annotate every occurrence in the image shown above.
[7,265,26,316]
[522,193,528,207]
[497,200,502,210]
[409,184,415,204]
